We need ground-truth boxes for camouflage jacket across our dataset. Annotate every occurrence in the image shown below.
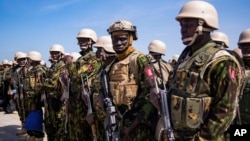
[44,60,65,98]
[238,63,250,124]
[68,51,101,93]
[168,41,242,140]
[23,64,47,93]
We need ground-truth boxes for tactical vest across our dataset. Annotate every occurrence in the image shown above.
[239,69,250,124]
[169,42,241,131]
[147,55,173,87]
[24,65,46,97]
[108,50,142,109]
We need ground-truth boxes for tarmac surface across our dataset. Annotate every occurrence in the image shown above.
[0,108,47,141]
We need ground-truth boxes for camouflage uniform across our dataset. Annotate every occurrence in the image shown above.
[239,66,250,124]
[67,50,101,141]
[0,65,5,104]
[23,63,47,139]
[44,59,66,141]
[105,47,156,141]
[12,64,28,128]
[168,41,242,140]
[237,28,250,125]
[1,63,16,113]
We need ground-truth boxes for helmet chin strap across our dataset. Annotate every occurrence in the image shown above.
[182,19,212,46]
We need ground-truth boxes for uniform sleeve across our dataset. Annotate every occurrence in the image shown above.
[197,57,241,140]
[135,55,156,123]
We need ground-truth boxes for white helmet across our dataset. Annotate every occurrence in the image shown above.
[40,60,46,65]
[233,48,243,59]
[172,54,180,62]
[27,51,42,61]
[211,31,229,48]
[238,28,250,44]
[70,52,81,62]
[14,52,25,60]
[2,59,9,65]
[148,40,166,55]
[176,0,218,46]
[8,61,13,66]
[176,0,218,30]
[50,44,65,54]
[94,36,115,53]
[77,28,97,43]
[16,52,27,60]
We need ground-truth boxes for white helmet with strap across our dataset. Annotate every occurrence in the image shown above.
[176,0,218,46]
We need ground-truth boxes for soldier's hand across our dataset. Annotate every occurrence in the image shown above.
[150,87,161,115]
[85,113,94,125]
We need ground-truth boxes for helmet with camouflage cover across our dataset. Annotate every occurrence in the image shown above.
[50,44,65,54]
[176,0,218,46]
[211,31,229,48]
[107,20,138,40]
[148,40,166,55]
[94,36,115,53]
[27,51,42,61]
[77,28,97,43]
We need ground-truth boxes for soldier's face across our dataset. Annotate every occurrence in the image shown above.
[95,48,104,60]
[179,18,199,45]
[77,38,91,50]
[111,34,129,54]
[50,51,61,61]
[17,58,26,66]
[239,43,250,58]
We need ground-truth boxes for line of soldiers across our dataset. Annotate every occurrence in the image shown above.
[0,1,250,141]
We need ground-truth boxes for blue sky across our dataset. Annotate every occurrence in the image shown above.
[1,0,249,66]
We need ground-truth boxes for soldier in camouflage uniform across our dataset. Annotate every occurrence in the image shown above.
[91,35,117,141]
[238,28,250,125]
[11,52,29,135]
[103,20,157,141]
[146,40,173,87]
[43,44,67,141]
[1,59,16,114]
[163,1,242,140]
[211,31,230,49]
[23,51,46,141]
[66,28,101,141]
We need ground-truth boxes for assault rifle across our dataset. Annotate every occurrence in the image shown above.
[146,56,175,141]
[101,68,120,141]
[59,74,70,134]
[18,73,26,123]
[80,74,97,141]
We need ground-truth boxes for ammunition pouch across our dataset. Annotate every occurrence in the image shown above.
[170,93,212,131]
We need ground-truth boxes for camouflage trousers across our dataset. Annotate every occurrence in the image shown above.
[68,97,92,141]
[44,104,67,141]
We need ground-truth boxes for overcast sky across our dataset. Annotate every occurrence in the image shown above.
[1,0,249,66]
